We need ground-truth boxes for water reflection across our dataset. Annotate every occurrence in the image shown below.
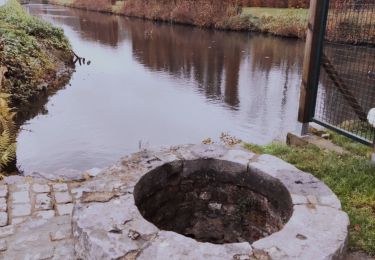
[18,4,305,175]
[129,22,304,109]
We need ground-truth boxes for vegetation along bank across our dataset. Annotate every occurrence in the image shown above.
[47,0,374,41]
[0,0,74,174]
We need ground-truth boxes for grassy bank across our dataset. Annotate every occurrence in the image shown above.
[49,0,309,38]
[48,0,375,43]
[0,0,74,173]
[245,133,375,256]
[243,7,308,38]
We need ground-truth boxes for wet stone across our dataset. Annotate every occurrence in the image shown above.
[54,192,72,204]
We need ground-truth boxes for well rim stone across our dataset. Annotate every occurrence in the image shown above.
[72,144,349,260]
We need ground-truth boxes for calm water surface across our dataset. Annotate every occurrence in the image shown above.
[18,4,305,175]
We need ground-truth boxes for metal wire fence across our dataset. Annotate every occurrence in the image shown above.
[314,0,375,145]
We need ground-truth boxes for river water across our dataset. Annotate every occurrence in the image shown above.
[17,4,305,176]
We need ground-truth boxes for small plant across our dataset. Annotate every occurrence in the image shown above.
[0,67,16,175]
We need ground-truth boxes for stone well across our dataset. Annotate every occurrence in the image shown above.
[72,144,349,260]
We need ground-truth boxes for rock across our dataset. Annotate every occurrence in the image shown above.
[0,198,7,212]
[81,192,118,203]
[128,230,140,240]
[52,239,75,260]
[221,148,255,166]
[0,239,7,251]
[71,187,85,200]
[56,204,73,216]
[54,192,72,204]
[1,216,72,259]
[249,155,342,209]
[190,144,228,159]
[27,169,84,181]
[12,191,30,204]
[85,168,103,178]
[252,205,349,260]
[50,227,71,241]
[0,212,7,227]
[32,183,50,193]
[35,210,55,220]
[0,226,14,238]
[52,183,68,192]
[0,185,8,197]
[35,193,52,210]
[138,231,252,260]
[12,217,27,225]
[208,202,222,211]
[3,176,27,185]
[11,204,31,217]
[73,195,159,259]
[14,183,30,192]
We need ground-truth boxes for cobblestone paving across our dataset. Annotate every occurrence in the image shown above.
[0,178,81,259]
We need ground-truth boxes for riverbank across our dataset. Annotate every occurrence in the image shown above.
[245,132,375,256]
[47,0,307,39]
[46,0,374,43]
[0,0,74,173]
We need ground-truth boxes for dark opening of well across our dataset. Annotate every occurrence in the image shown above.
[134,159,293,244]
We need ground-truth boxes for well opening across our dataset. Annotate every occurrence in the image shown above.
[134,159,293,244]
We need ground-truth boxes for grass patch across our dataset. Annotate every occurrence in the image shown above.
[242,7,308,18]
[244,133,375,255]
[242,7,308,38]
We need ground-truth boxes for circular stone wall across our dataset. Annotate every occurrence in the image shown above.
[73,145,349,260]
[134,159,293,244]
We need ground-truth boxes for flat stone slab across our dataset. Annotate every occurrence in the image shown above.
[72,144,349,260]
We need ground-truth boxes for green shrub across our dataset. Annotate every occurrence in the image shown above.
[0,0,72,105]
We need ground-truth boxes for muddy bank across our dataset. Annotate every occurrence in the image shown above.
[0,0,74,173]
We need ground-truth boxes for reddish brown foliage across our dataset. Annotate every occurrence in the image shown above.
[122,0,240,28]
[74,0,113,12]
[240,0,309,8]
